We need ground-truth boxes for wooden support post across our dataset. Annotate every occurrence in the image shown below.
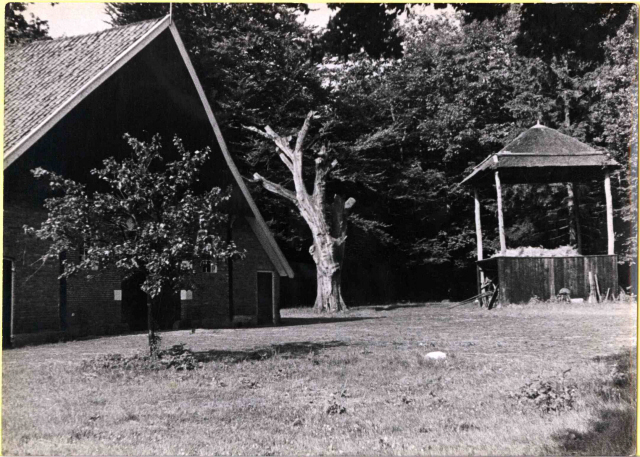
[604,172,615,255]
[495,171,506,255]
[567,183,582,253]
[573,183,582,254]
[588,271,597,303]
[474,189,485,296]
[474,189,483,261]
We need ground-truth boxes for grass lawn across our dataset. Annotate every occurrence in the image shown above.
[2,301,636,455]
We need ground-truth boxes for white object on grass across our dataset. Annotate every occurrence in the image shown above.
[425,351,447,360]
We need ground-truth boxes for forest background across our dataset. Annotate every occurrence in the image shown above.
[7,2,638,304]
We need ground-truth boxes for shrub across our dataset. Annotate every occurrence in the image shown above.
[81,344,201,373]
[511,373,577,413]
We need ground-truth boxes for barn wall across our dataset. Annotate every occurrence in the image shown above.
[66,250,126,337]
[232,217,280,324]
[3,204,61,340]
[3,203,128,345]
[178,216,282,328]
[180,259,231,328]
[3,200,282,342]
[3,30,288,343]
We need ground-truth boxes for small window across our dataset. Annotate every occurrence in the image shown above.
[201,260,217,274]
[79,245,99,271]
[180,290,193,301]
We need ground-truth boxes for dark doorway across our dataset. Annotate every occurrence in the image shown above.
[154,288,181,330]
[257,271,273,324]
[121,274,148,331]
[3,259,13,348]
[121,274,181,331]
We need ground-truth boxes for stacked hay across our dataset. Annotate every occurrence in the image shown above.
[492,245,581,258]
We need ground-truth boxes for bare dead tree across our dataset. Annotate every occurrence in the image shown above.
[245,112,355,312]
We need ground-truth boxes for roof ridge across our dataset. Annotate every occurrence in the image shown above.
[6,16,167,50]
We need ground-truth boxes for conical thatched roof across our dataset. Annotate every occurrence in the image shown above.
[499,123,597,154]
[461,123,618,186]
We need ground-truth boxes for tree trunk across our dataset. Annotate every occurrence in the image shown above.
[313,255,345,312]
[146,292,159,358]
[246,112,356,313]
[310,195,354,312]
[311,235,347,312]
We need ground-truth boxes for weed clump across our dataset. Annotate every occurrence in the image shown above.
[82,344,201,372]
[512,374,577,413]
[326,401,346,415]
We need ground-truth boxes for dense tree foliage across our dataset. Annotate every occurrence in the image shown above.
[584,13,638,264]
[26,136,242,353]
[321,4,405,60]
[5,2,50,46]
[437,2,632,65]
[107,3,637,301]
[320,5,637,298]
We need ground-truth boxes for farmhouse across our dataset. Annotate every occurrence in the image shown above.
[3,16,294,347]
[461,122,620,305]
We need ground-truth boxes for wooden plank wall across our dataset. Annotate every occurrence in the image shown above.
[497,255,618,304]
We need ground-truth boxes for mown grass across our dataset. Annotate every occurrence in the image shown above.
[2,301,636,455]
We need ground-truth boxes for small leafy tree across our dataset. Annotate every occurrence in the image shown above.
[25,135,242,356]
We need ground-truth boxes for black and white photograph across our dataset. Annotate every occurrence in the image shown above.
[2,2,638,455]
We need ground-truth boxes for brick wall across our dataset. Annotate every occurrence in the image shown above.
[4,204,61,335]
[231,217,280,323]
[273,273,281,324]
[4,203,129,340]
[178,216,283,327]
[4,204,284,343]
[180,258,231,328]
[66,249,126,337]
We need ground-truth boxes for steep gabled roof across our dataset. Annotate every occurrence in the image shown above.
[4,17,168,158]
[3,17,294,278]
[461,123,619,186]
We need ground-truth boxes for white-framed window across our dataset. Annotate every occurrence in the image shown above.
[180,290,193,300]
[201,259,217,274]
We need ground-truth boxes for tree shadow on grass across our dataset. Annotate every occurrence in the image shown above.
[370,303,429,312]
[552,404,635,455]
[279,316,379,326]
[192,340,349,364]
[551,348,636,455]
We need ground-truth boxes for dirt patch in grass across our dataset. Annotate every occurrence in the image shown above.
[3,301,636,455]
